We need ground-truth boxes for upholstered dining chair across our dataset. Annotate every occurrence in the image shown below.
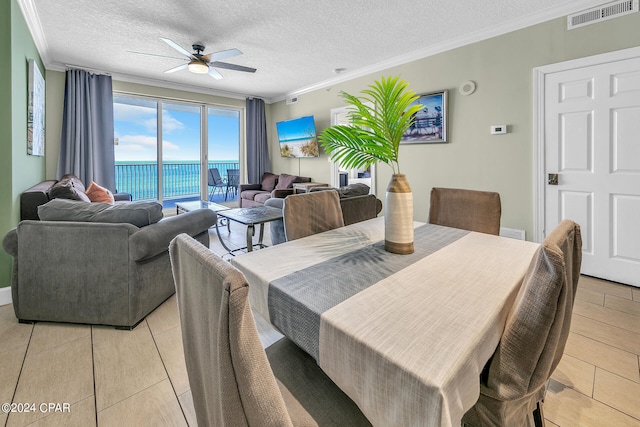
[207,168,226,200]
[283,190,345,241]
[428,187,502,235]
[169,234,371,427]
[462,219,582,427]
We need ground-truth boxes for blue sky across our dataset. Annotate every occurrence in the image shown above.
[113,98,240,162]
[276,115,316,142]
[410,93,444,114]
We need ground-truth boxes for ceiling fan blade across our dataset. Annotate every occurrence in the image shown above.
[210,61,257,73]
[164,63,188,74]
[127,51,184,61]
[208,67,223,80]
[160,38,192,58]
[205,48,242,62]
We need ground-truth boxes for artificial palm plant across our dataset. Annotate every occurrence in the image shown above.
[319,75,423,175]
[319,75,423,254]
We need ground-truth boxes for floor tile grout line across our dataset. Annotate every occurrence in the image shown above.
[575,299,640,319]
[602,296,640,318]
[592,367,640,422]
[569,313,640,346]
[549,374,640,424]
[146,319,190,425]
[5,323,35,427]
[22,325,92,358]
[563,345,640,385]
[91,325,98,426]
[115,320,189,425]
[91,322,170,418]
[93,378,170,417]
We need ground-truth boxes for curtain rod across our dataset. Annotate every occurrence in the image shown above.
[64,64,111,76]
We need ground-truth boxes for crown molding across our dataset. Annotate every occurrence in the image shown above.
[272,0,606,103]
[18,0,51,66]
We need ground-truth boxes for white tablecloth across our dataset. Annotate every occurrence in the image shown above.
[231,217,539,426]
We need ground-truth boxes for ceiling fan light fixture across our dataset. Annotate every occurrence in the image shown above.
[188,60,209,74]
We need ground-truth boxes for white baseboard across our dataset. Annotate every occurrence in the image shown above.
[0,286,12,306]
[500,227,526,240]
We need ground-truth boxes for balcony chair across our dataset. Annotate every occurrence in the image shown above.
[428,187,502,235]
[208,168,226,201]
[283,190,345,241]
[462,219,582,427]
[225,168,240,201]
[169,233,371,426]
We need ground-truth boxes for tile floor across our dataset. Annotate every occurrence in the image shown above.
[0,227,638,426]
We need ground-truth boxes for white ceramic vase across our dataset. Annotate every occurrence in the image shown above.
[384,174,414,254]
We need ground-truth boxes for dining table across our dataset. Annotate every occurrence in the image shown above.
[231,216,540,427]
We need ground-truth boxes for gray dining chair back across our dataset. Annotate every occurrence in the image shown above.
[429,187,501,235]
[462,219,582,427]
[283,190,345,241]
[169,233,371,427]
[207,168,226,200]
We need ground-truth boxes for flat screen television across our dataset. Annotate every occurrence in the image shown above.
[276,115,319,158]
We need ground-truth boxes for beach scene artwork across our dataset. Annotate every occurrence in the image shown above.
[276,115,319,158]
[28,59,45,156]
[402,91,447,144]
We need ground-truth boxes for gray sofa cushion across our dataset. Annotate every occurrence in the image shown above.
[38,198,163,227]
[337,183,370,198]
[312,183,371,198]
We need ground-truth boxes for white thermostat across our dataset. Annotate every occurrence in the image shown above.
[491,125,507,134]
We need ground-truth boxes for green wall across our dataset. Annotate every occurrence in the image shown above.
[0,0,45,288]
[269,14,640,241]
[0,0,12,287]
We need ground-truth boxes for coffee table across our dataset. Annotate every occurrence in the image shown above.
[176,200,231,230]
[215,206,283,255]
[175,200,230,215]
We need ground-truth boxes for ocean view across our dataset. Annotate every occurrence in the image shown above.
[115,160,239,201]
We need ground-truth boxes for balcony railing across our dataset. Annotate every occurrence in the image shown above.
[115,161,239,202]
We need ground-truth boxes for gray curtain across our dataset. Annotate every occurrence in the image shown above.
[245,98,270,184]
[57,69,116,191]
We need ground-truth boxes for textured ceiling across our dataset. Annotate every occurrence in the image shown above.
[22,0,604,102]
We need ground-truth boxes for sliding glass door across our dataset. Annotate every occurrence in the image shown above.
[114,94,241,208]
[161,102,202,203]
[113,96,159,201]
[208,107,240,201]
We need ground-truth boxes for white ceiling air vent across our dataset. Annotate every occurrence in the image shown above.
[286,96,299,105]
[568,0,639,29]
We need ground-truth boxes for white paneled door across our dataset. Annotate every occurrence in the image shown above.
[544,56,640,287]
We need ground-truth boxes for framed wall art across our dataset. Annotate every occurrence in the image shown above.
[28,59,45,156]
[401,90,447,144]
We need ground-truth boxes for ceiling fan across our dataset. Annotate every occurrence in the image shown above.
[157,38,256,80]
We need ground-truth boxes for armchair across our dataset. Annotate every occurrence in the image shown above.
[2,206,217,329]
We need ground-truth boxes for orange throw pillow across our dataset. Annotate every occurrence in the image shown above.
[85,181,115,204]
